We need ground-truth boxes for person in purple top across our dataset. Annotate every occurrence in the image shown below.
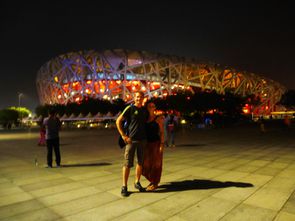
[43,109,62,168]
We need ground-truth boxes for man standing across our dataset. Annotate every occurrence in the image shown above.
[165,113,178,148]
[116,91,147,197]
[43,109,62,168]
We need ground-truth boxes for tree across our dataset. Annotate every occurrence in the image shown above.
[280,90,295,108]
[0,109,19,128]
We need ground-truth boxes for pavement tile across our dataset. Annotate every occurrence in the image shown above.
[49,192,118,217]
[203,161,225,168]
[247,160,270,167]
[4,168,54,179]
[165,164,191,173]
[2,207,61,221]
[61,196,155,221]
[0,165,33,175]
[244,187,291,211]
[220,203,276,221]
[175,166,209,176]
[196,168,227,179]
[0,186,24,197]
[12,173,64,186]
[111,208,164,221]
[176,196,237,221]
[277,168,295,178]
[94,179,122,191]
[29,182,86,198]
[20,177,74,192]
[159,172,190,184]
[0,192,33,207]
[216,163,244,170]
[281,191,295,214]
[38,186,101,206]
[68,170,111,181]
[0,199,44,220]
[165,216,188,221]
[80,173,118,186]
[238,174,272,187]
[214,171,249,181]
[274,158,295,164]
[253,167,282,176]
[287,164,295,170]
[134,188,217,219]
[274,212,295,221]
[264,177,295,193]
[0,178,9,184]
[233,165,260,173]
[213,185,258,203]
[267,162,289,169]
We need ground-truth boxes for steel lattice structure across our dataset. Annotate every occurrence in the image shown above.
[36,49,286,115]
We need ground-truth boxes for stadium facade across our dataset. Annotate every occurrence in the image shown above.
[36,49,286,115]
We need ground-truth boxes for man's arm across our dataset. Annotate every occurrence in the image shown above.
[116,114,127,138]
[116,107,131,144]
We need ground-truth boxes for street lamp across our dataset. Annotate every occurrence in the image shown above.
[18,93,23,127]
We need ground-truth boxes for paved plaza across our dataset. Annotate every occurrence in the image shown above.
[0,123,295,221]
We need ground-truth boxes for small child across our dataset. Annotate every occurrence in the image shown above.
[38,126,46,146]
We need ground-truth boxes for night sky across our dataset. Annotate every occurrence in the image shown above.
[1,1,294,111]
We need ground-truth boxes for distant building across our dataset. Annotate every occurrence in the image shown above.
[36,49,286,115]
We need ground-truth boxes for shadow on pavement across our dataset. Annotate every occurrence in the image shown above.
[156,179,254,192]
[62,162,112,167]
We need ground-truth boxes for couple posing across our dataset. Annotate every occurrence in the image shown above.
[116,91,164,197]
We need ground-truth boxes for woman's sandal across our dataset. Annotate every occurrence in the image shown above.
[146,184,158,191]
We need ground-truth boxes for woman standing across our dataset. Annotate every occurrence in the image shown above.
[143,102,165,191]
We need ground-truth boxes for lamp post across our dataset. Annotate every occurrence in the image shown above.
[18,93,23,127]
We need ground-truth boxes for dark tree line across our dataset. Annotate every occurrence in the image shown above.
[35,98,126,117]
[0,108,30,128]
[280,90,295,108]
[151,91,255,125]
[35,91,258,126]
[0,109,19,128]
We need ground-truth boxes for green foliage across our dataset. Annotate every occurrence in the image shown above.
[153,91,247,115]
[9,106,31,118]
[280,90,295,108]
[0,108,19,127]
[35,104,52,117]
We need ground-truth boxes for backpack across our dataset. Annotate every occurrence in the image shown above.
[118,104,134,149]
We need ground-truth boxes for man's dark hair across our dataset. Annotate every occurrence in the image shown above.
[49,109,57,116]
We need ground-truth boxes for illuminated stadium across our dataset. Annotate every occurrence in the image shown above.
[36,49,286,115]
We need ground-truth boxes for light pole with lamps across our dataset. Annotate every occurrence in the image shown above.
[18,93,23,127]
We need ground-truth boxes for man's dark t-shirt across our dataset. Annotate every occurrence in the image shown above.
[43,117,61,140]
[122,105,147,141]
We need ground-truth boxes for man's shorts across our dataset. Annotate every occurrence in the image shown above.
[124,140,146,168]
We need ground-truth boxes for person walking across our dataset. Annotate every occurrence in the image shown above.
[143,101,165,191]
[43,109,62,168]
[116,91,148,197]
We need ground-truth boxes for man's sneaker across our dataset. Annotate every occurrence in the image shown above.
[134,182,146,192]
[121,186,129,197]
